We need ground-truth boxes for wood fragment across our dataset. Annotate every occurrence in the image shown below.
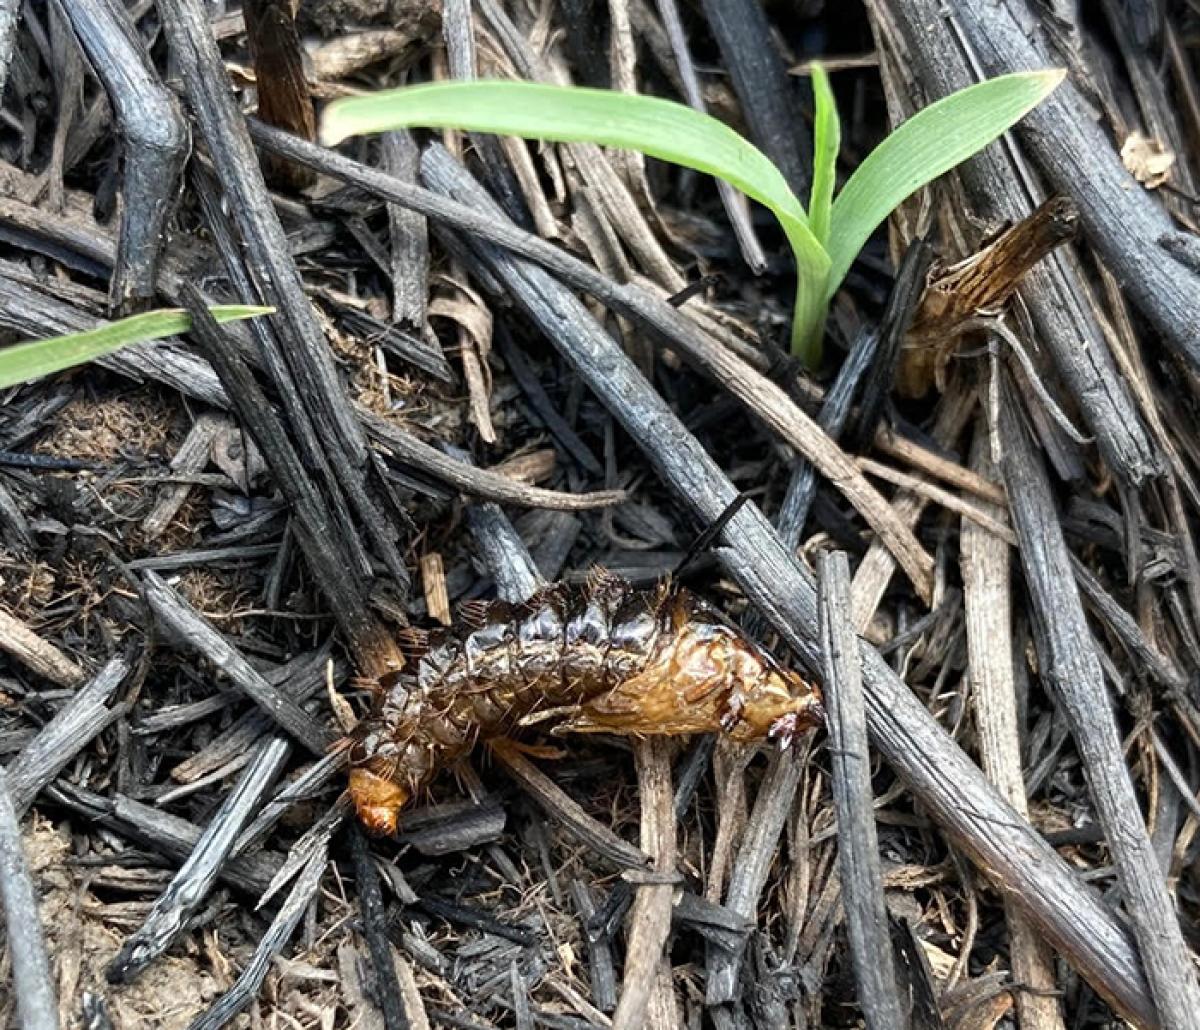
[612,738,678,1030]
[817,551,905,1030]
[420,551,452,626]
[45,782,280,896]
[7,656,128,816]
[107,735,292,983]
[570,880,618,1013]
[348,824,410,1030]
[184,843,327,1030]
[0,607,86,687]
[0,767,57,1030]
[141,414,224,540]
[242,0,316,190]
[59,0,188,313]
[960,418,1063,1030]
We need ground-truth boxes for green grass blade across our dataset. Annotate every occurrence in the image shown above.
[807,64,839,247]
[0,305,273,389]
[323,81,809,227]
[324,79,832,363]
[825,69,1065,299]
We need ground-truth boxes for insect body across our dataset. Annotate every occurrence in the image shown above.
[348,571,824,834]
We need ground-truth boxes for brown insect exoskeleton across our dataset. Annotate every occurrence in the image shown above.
[347,569,825,835]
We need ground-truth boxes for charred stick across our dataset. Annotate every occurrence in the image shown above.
[242,0,315,191]
[141,570,332,756]
[997,363,1200,1028]
[366,411,622,510]
[59,0,188,314]
[466,500,544,603]
[234,751,347,857]
[158,0,361,461]
[442,0,528,226]
[0,475,32,551]
[416,147,1156,1026]
[961,420,1062,1030]
[570,880,618,1012]
[142,414,224,540]
[187,164,411,640]
[107,735,292,983]
[0,767,57,1030]
[489,742,650,869]
[46,782,280,896]
[176,285,397,667]
[348,824,411,1030]
[818,552,904,1030]
[171,647,336,785]
[613,738,678,1030]
[185,844,327,1030]
[160,0,412,674]
[695,0,810,196]
[7,655,129,816]
[382,129,430,331]
[258,796,350,909]
[705,749,804,1009]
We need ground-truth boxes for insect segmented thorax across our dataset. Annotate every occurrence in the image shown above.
[348,572,824,834]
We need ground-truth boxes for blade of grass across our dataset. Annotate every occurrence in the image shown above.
[323,80,830,364]
[0,305,273,389]
[808,64,839,247]
[323,81,808,228]
[824,69,1065,298]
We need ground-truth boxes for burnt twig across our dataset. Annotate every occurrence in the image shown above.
[817,551,904,1030]
[106,735,292,983]
[60,0,188,313]
[7,655,129,816]
[185,844,328,1030]
[0,766,57,1030]
[141,570,332,756]
[348,823,410,1030]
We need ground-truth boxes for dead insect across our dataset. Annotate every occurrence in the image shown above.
[347,569,824,835]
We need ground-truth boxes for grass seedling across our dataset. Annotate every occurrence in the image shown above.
[0,305,273,390]
[322,67,1064,366]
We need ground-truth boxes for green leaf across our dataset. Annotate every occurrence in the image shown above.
[323,81,808,228]
[825,69,1065,300]
[0,305,274,390]
[808,63,839,248]
[323,79,831,364]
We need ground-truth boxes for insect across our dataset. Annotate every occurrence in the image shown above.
[347,569,825,835]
